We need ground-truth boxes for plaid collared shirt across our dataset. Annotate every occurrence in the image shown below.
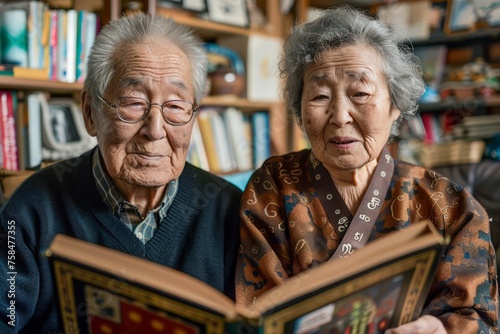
[92,150,178,243]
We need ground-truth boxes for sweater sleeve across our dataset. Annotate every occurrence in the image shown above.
[0,204,53,333]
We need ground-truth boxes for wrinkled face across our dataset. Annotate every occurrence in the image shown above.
[301,44,400,172]
[84,38,195,188]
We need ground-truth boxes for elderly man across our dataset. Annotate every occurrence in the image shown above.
[0,13,242,333]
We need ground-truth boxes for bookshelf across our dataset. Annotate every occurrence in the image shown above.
[0,0,293,198]
[291,0,500,168]
[131,1,289,158]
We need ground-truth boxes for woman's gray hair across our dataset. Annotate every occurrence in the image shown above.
[84,13,207,110]
[280,5,425,136]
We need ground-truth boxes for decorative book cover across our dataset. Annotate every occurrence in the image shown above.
[0,91,19,171]
[47,220,446,334]
[0,6,29,67]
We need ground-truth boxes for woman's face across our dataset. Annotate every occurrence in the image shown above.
[301,44,400,172]
[83,38,195,188]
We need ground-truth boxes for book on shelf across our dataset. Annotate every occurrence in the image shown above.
[209,109,238,173]
[47,219,446,334]
[28,1,49,69]
[48,9,58,81]
[222,107,253,172]
[6,91,44,171]
[56,9,68,82]
[0,91,19,171]
[0,64,14,76]
[12,66,49,80]
[187,117,210,171]
[196,108,221,172]
[26,92,44,168]
[0,3,29,67]
[413,45,447,89]
[420,140,486,168]
[421,113,443,144]
[252,111,271,167]
[192,107,264,174]
[65,9,78,83]
[76,10,97,83]
[452,114,500,140]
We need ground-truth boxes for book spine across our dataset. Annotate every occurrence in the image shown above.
[28,1,39,68]
[40,6,51,71]
[49,10,58,81]
[0,91,19,171]
[80,12,97,83]
[27,92,43,168]
[57,9,67,82]
[187,118,210,171]
[252,112,271,168]
[197,109,221,173]
[223,107,253,171]
[75,10,86,83]
[65,9,77,83]
[0,8,29,67]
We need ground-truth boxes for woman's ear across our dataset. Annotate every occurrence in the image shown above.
[390,105,401,122]
[81,91,97,137]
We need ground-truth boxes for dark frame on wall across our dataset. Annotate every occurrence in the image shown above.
[206,0,249,28]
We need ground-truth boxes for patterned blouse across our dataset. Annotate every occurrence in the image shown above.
[236,149,499,333]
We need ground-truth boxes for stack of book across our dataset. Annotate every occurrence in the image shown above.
[452,113,500,140]
[188,107,270,174]
[419,140,485,168]
[0,1,98,83]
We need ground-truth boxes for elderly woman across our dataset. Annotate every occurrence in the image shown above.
[236,6,498,333]
[0,13,241,333]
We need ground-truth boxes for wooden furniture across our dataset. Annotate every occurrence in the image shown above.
[0,0,293,200]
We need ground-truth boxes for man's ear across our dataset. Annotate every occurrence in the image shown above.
[81,91,97,137]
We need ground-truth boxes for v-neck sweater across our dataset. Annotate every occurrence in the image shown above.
[0,148,242,333]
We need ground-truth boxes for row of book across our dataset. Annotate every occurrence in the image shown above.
[0,90,97,171]
[188,107,271,174]
[0,90,270,175]
[0,1,98,82]
[402,110,500,144]
[396,110,500,167]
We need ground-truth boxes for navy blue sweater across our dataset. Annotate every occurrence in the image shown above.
[0,149,242,333]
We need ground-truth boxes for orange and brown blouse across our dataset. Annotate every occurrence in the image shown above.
[236,149,499,333]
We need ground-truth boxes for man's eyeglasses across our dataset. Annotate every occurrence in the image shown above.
[97,95,198,126]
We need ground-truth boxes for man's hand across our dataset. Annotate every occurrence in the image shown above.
[385,315,446,334]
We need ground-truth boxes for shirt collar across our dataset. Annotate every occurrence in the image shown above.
[91,149,178,220]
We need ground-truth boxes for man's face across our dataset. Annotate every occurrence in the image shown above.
[84,38,195,189]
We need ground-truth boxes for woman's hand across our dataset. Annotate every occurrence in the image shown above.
[385,315,446,334]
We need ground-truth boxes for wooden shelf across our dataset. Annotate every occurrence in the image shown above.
[411,29,500,47]
[0,76,83,93]
[201,95,279,111]
[419,95,500,112]
[0,76,279,111]
[156,8,277,38]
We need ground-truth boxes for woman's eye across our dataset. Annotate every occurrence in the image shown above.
[353,92,369,98]
[312,94,329,101]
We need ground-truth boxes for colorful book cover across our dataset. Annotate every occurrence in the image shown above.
[0,7,29,67]
[252,111,271,168]
[0,91,19,171]
[48,10,58,81]
[65,9,77,83]
[47,220,445,334]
